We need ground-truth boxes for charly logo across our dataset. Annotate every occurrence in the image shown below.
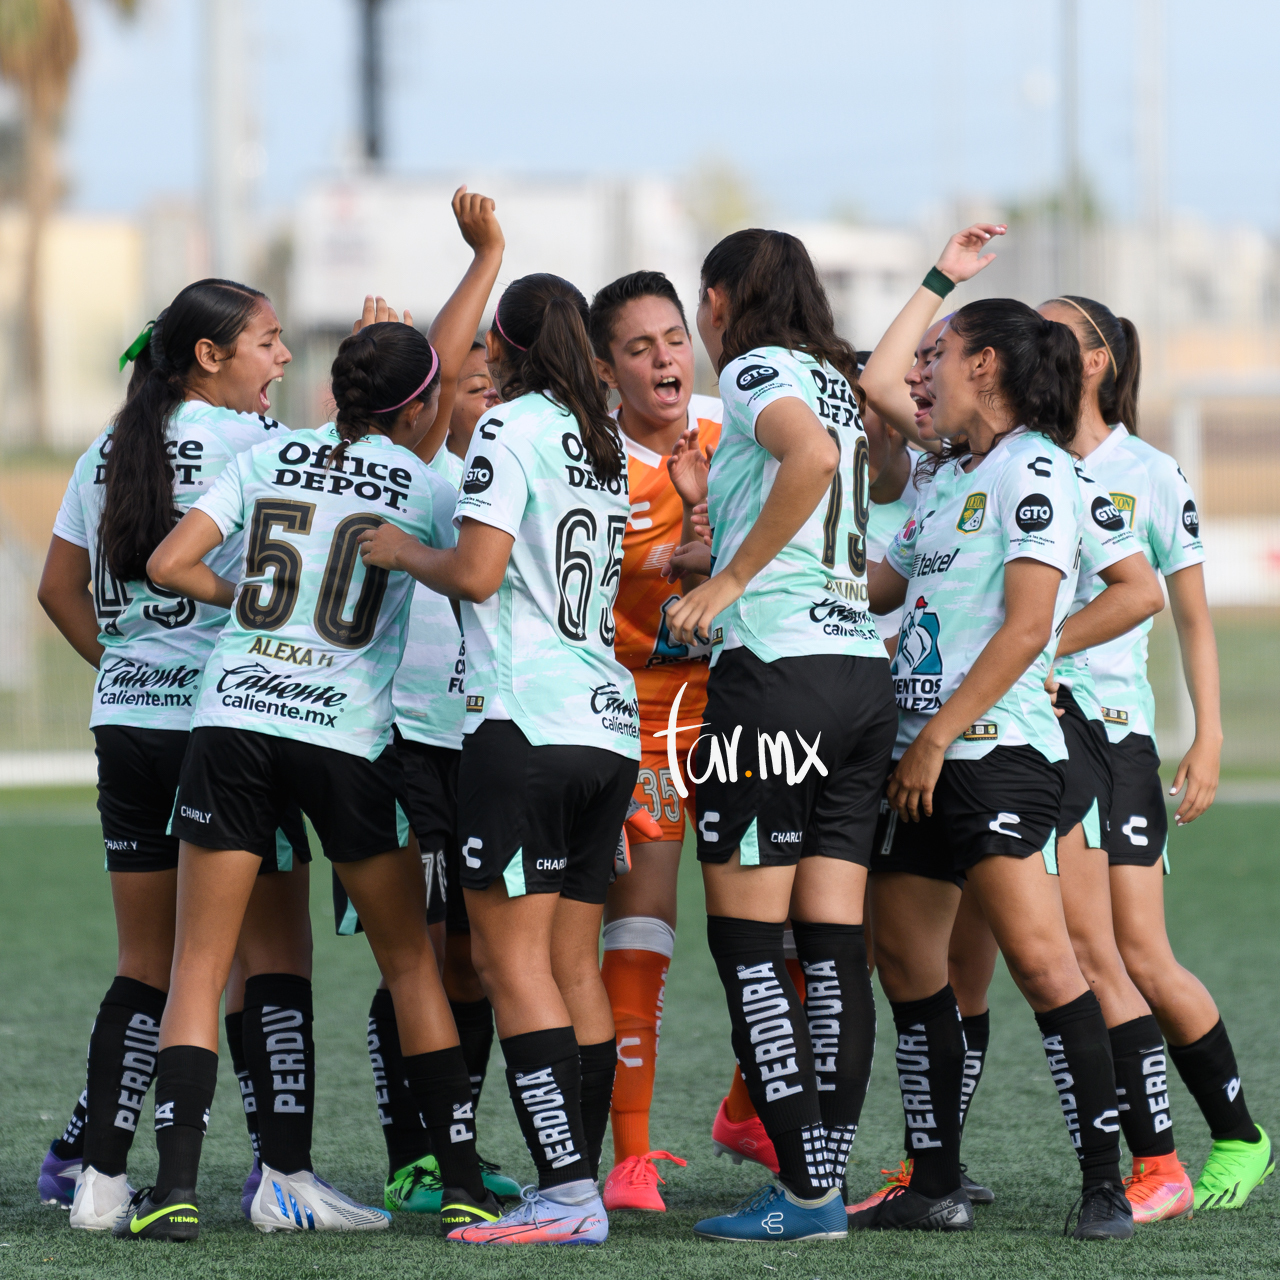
[1110,492,1136,527]
[1016,493,1053,532]
[1181,498,1200,538]
[653,683,825,801]
[957,492,987,534]
[736,364,778,391]
[463,457,494,494]
[1091,494,1126,532]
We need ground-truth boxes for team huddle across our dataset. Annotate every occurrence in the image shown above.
[32,189,1271,1247]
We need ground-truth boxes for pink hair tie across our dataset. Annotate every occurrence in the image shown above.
[494,302,528,352]
[374,343,440,414]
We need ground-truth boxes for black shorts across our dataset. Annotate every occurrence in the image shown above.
[1057,686,1113,850]
[694,648,896,867]
[93,725,310,874]
[933,745,1065,874]
[332,730,461,934]
[456,719,638,904]
[868,763,962,887]
[1105,733,1168,870]
[172,726,407,863]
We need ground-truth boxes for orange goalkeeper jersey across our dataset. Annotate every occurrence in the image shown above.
[614,394,723,672]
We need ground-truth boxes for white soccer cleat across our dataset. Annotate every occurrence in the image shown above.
[249,1164,392,1233]
[68,1165,134,1231]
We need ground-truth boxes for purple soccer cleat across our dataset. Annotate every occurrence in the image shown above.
[38,1141,81,1208]
[242,1158,262,1220]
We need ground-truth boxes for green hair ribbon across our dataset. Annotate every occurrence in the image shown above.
[119,320,155,372]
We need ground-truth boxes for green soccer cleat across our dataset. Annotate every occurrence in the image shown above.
[386,1154,522,1214]
[386,1155,444,1214]
[1193,1125,1274,1210]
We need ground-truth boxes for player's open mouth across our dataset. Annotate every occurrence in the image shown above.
[654,375,681,405]
[912,392,933,424]
[260,377,280,413]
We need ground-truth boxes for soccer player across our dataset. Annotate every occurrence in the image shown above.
[36,281,313,1231]
[116,320,498,1241]
[858,254,1154,1240]
[660,228,896,1244]
[329,191,521,1216]
[358,273,640,1247]
[585,269,721,1210]
[1038,295,1273,1212]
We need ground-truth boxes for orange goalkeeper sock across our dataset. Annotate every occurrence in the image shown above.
[723,952,807,1124]
[601,917,675,1165]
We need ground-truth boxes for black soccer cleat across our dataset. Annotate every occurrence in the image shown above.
[960,1164,995,1205]
[439,1187,503,1235]
[846,1183,974,1232]
[1064,1181,1135,1241]
[112,1186,200,1242]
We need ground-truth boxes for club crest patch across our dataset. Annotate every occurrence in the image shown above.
[1109,492,1135,528]
[957,492,987,534]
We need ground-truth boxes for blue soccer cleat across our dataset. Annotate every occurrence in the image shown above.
[694,1182,847,1242]
[38,1141,80,1208]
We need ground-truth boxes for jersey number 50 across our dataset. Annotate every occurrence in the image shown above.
[555,507,627,646]
[235,498,390,649]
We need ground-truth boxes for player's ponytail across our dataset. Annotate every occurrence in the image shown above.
[947,299,1083,451]
[700,227,863,402]
[1049,295,1142,435]
[329,323,440,468]
[490,273,622,482]
[101,278,266,581]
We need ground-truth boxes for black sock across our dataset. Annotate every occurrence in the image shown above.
[224,1012,261,1164]
[242,974,314,1175]
[53,1088,89,1161]
[707,916,830,1198]
[450,997,495,1107]
[1035,991,1122,1189]
[791,920,876,1184]
[367,988,431,1176]
[404,1046,486,1204]
[153,1044,218,1196]
[82,977,167,1177]
[890,986,964,1199]
[959,1010,990,1138]
[502,1026,593,1190]
[1168,1019,1260,1144]
[578,1039,616,1181]
[1110,1015,1176,1158]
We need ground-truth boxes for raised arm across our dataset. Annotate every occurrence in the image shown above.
[418,187,505,465]
[860,224,1005,443]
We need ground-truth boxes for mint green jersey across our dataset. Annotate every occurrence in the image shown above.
[706,347,883,663]
[393,446,466,749]
[1073,425,1205,744]
[452,392,639,758]
[190,425,456,760]
[885,430,1086,761]
[1051,462,1142,721]
[52,401,289,731]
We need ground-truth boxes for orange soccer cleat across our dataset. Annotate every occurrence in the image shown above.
[602,1151,687,1212]
[1124,1152,1194,1223]
[847,1160,913,1214]
[711,1097,780,1173]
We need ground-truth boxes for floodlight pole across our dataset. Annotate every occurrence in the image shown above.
[361,0,387,165]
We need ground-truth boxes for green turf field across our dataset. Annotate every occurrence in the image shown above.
[1,789,1276,1278]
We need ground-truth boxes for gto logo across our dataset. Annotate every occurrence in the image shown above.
[1091,494,1125,532]
[463,457,493,494]
[1016,494,1053,532]
[736,364,778,391]
[1181,499,1200,538]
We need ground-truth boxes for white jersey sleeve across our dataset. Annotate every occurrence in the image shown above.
[994,442,1080,574]
[452,437,528,538]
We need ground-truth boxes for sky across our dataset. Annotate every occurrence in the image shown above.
[50,0,1280,233]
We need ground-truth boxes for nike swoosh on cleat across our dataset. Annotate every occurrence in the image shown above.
[129,1204,197,1233]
